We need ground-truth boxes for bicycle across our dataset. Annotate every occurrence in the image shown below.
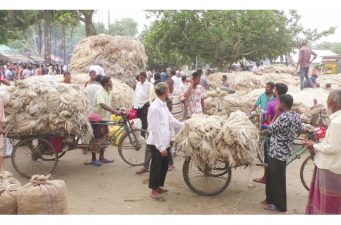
[256,127,318,191]
[7,114,147,178]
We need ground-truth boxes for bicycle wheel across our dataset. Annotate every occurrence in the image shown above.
[182,157,232,196]
[11,138,58,178]
[256,137,266,163]
[300,155,315,191]
[57,151,67,159]
[118,128,147,166]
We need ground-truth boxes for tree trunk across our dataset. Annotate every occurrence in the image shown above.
[61,24,66,64]
[44,20,52,63]
[83,11,97,37]
[37,22,43,56]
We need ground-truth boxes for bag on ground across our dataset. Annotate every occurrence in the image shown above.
[17,175,68,214]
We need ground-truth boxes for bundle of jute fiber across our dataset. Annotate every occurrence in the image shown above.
[17,175,68,214]
[262,64,297,75]
[215,111,259,167]
[288,87,329,108]
[0,171,21,187]
[205,93,255,116]
[292,103,327,126]
[69,34,148,87]
[207,72,227,88]
[0,86,11,105]
[50,74,134,109]
[5,77,92,137]
[208,72,264,93]
[174,115,226,167]
[318,74,341,89]
[205,87,228,98]
[110,78,134,110]
[228,73,264,93]
[261,73,299,86]
[0,183,21,214]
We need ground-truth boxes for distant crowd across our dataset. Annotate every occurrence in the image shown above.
[0,62,68,81]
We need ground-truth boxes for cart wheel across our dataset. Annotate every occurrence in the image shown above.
[182,157,232,196]
[57,151,67,159]
[300,155,315,191]
[118,128,147,166]
[11,138,58,178]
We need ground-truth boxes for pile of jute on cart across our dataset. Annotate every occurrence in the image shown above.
[3,76,92,137]
[69,33,148,88]
[174,111,260,168]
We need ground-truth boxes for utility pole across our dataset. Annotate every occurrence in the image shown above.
[108,10,111,33]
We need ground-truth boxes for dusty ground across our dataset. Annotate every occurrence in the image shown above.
[3,145,310,215]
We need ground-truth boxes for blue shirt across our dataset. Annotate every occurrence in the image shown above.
[255,93,274,111]
[161,72,168,82]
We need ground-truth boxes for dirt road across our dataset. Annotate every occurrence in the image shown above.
[3,145,310,214]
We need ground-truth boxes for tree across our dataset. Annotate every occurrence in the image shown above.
[142,10,335,69]
[0,11,39,44]
[315,42,341,55]
[94,18,138,37]
[76,10,97,37]
[109,18,138,37]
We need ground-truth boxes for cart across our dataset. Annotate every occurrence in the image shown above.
[7,115,147,178]
[182,157,234,196]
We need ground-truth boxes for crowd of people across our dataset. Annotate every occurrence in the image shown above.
[0,51,340,214]
[248,79,340,213]
[0,62,68,81]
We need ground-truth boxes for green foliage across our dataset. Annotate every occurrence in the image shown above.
[315,42,341,55]
[142,10,335,69]
[94,18,138,37]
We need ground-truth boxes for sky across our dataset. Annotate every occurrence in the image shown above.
[94,9,341,44]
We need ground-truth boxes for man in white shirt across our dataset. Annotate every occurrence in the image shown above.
[147,82,183,201]
[304,89,341,214]
[85,75,103,112]
[252,63,263,75]
[171,69,181,90]
[132,72,152,137]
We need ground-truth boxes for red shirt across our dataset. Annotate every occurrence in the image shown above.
[298,47,317,68]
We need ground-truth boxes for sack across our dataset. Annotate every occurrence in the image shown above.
[0,171,21,187]
[112,114,122,122]
[109,125,126,145]
[127,109,138,120]
[0,183,21,214]
[17,175,68,214]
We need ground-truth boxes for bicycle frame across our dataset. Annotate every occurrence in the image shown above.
[261,130,316,166]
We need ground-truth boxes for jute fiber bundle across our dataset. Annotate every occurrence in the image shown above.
[205,93,255,116]
[0,183,21,214]
[4,76,92,137]
[174,115,226,167]
[0,171,21,187]
[17,175,68,214]
[69,34,148,87]
[215,111,259,167]
[51,74,134,109]
[208,72,264,92]
[262,64,297,75]
[174,112,258,168]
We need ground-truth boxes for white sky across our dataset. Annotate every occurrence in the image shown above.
[1,0,340,43]
[94,9,341,44]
